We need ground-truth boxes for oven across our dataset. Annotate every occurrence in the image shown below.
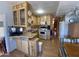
[39,26,50,40]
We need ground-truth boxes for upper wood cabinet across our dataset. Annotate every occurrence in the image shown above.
[19,9,25,25]
[31,15,38,26]
[12,2,32,27]
[13,11,18,25]
[38,15,51,25]
[46,15,51,25]
[37,16,41,25]
[13,4,19,26]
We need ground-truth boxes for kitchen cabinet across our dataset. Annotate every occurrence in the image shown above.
[9,37,16,52]
[37,16,41,25]
[13,11,18,25]
[19,9,25,25]
[21,38,29,55]
[11,36,29,55]
[12,2,32,27]
[16,38,22,51]
[29,38,39,56]
[46,15,51,25]
[10,36,39,56]
[31,15,38,26]
[27,14,38,27]
[40,15,51,25]
[13,4,19,26]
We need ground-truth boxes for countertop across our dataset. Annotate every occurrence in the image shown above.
[9,32,38,39]
[25,32,37,39]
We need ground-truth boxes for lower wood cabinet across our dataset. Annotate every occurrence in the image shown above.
[16,38,22,51]
[15,37,39,57]
[29,38,39,57]
[15,37,29,55]
[21,39,29,55]
[9,37,17,52]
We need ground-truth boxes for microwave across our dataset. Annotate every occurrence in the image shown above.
[8,26,24,36]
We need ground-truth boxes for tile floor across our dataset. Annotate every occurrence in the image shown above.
[0,39,60,57]
[41,39,60,57]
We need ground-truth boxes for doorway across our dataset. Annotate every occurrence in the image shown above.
[51,17,60,39]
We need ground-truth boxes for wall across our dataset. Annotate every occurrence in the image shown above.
[0,2,16,53]
[56,1,79,16]
[59,20,69,42]
[0,14,5,38]
[60,13,79,43]
[59,21,68,38]
[0,2,14,26]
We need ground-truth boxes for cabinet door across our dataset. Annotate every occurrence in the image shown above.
[21,39,28,55]
[19,9,25,25]
[29,41,37,56]
[46,16,50,25]
[37,16,41,25]
[9,38,16,52]
[16,39,22,51]
[29,41,33,56]
[13,11,18,25]
[32,16,37,26]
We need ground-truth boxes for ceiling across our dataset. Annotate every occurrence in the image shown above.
[56,1,79,16]
[10,1,79,16]
[28,1,59,15]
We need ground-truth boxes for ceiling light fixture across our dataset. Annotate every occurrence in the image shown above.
[36,9,44,14]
